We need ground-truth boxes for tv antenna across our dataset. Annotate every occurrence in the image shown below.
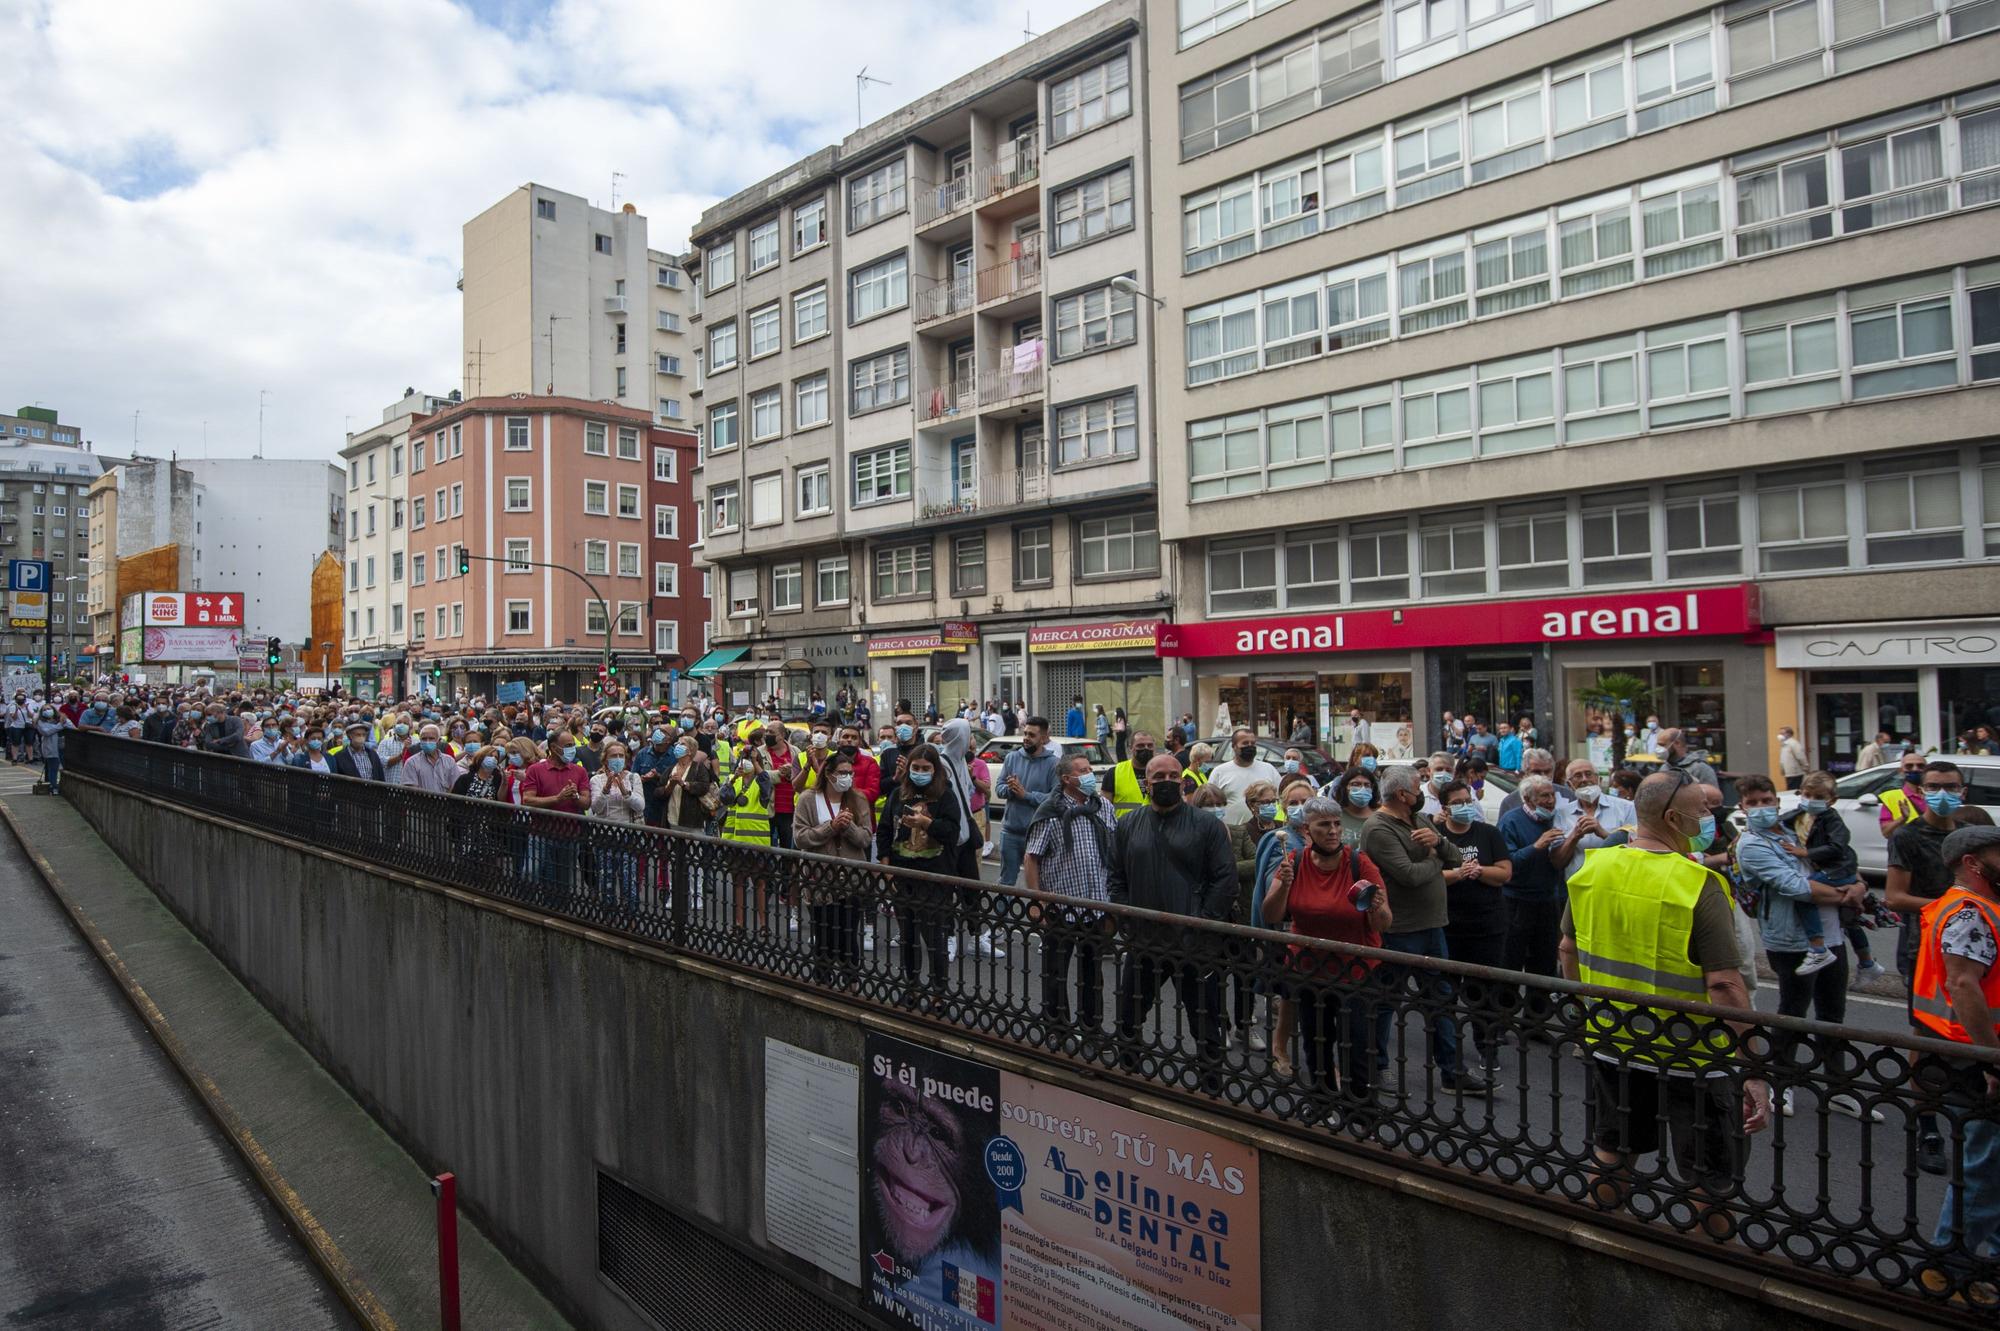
[611,170,627,210]
[1024,10,1040,40]
[257,388,270,458]
[857,66,891,128]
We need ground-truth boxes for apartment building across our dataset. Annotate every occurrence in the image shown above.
[1147,0,2000,773]
[180,456,344,646]
[647,426,702,696]
[86,457,197,655]
[338,388,457,697]
[685,0,1168,722]
[0,406,106,674]
[402,395,703,700]
[461,183,693,426]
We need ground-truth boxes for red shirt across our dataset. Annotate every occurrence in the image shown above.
[1284,846,1384,978]
[768,743,797,813]
[520,757,590,807]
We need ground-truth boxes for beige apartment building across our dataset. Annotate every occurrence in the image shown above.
[337,388,456,696]
[1146,0,2000,774]
[686,0,1168,723]
[461,183,693,428]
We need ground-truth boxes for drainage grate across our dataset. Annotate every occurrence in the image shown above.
[597,1171,878,1331]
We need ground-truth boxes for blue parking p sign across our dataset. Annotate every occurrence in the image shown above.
[8,560,49,592]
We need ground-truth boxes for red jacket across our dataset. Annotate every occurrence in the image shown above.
[850,750,882,807]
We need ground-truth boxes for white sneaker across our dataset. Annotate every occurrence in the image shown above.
[978,933,1007,959]
[947,937,960,962]
[1828,1092,1885,1122]
[862,925,876,951]
[1248,1028,1269,1053]
[1852,960,1888,985]
[1796,947,1838,977]
[1781,1088,1795,1117]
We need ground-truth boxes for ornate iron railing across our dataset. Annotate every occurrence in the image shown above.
[65,733,2000,1319]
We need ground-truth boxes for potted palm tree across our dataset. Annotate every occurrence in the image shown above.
[1573,671,1657,769]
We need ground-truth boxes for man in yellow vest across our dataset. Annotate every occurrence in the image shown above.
[1879,749,1930,837]
[1107,728,1158,817]
[722,755,773,931]
[1911,823,2000,1298]
[1559,770,1773,1230]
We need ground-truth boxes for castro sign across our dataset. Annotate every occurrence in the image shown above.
[1775,620,2000,670]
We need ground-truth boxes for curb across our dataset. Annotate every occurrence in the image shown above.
[0,791,400,1331]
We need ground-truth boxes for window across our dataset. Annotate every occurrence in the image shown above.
[655,621,679,655]
[1393,0,1459,52]
[1848,288,1956,398]
[618,542,642,577]
[594,233,612,256]
[1178,0,1300,49]
[1733,146,1832,255]
[582,480,608,517]
[653,447,678,482]
[749,473,783,527]
[708,321,738,371]
[1180,60,1252,159]
[853,443,912,504]
[1050,50,1131,143]
[1476,354,1555,446]
[413,439,426,471]
[1638,176,1722,277]
[413,554,427,585]
[452,603,464,637]
[586,600,610,634]
[1056,393,1138,465]
[1557,199,1634,296]
[1254,39,1319,130]
[657,266,683,290]
[874,544,932,599]
[584,540,609,576]
[1013,525,1053,586]
[794,373,829,429]
[1324,136,1388,228]
[1187,294,1258,384]
[347,560,358,591]
[1397,243,1468,333]
[1863,452,1965,564]
[1727,0,1823,83]
[1393,113,1463,203]
[537,197,556,220]
[450,483,463,516]
[951,534,987,594]
[1665,478,1743,578]
[1759,468,1850,571]
[771,562,803,612]
[1183,178,1255,272]
[504,538,532,573]
[848,253,908,320]
[747,219,779,274]
[1208,537,1278,612]
[505,477,531,510]
[1840,122,1948,232]
[1472,220,1549,316]
[654,561,679,596]
[1742,296,1840,415]
[783,465,830,520]
[706,240,736,289]
[748,303,781,358]
[1325,263,1392,350]
[1051,166,1134,251]
[390,604,403,633]
[1259,276,1323,366]
[794,197,826,253]
[616,426,640,461]
[450,423,462,457]
[367,504,378,535]
[793,285,828,341]
[850,348,910,412]
[1468,84,1545,182]
[1580,489,1653,585]
[1399,366,1475,452]
[391,551,404,581]
[848,158,907,230]
[654,504,678,539]
[616,483,641,518]
[391,499,404,529]
[390,444,403,475]
[505,600,532,634]
[1259,154,1321,246]
[817,556,850,606]
[1496,500,1569,591]
[1634,27,1716,131]
[657,311,682,332]
[1552,57,1629,157]
[1420,510,1486,596]
[1645,319,1730,426]
[709,401,739,453]
[1078,513,1159,577]
[1053,284,1137,358]
[412,610,426,640]
[1973,280,2000,381]
[750,388,782,441]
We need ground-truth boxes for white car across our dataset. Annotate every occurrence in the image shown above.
[1725,756,2000,880]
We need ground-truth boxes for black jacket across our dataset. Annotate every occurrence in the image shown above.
[876,786,963,873]
[1785,804,1858,881]
[1107,804,1235,921]
[332,746,387,781]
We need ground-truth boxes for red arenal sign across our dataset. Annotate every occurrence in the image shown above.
[1154,584,1759,658]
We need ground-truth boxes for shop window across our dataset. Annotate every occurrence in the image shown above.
[1664,478,1743,578]
[1495,499,1568,591]
[1580,489,1652,585]
[1862,452,1965,564]
[1208,536,1277,613]
[1348,519,1410,601]
[1757,468,1850,572]
[1419,509,1486,596]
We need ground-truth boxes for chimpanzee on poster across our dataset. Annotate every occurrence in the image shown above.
[862,1035,1003,1328]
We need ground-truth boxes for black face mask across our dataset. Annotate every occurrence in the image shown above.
[838,744,858,759]
[1150,780,1183,809]
[1131,748,1154,770]
[1235,744,1256,762]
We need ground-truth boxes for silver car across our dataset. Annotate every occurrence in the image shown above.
[1725,755,2000,880]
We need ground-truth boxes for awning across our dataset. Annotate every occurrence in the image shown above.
[685,645,750,678]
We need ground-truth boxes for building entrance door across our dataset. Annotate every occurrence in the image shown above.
[1809,683,1922,774]
[1464,667,1534,731]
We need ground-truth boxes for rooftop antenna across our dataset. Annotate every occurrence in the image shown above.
[857,66,891,129]
[132,409,140,449]
[611,170,627,210]
[257,388,269,458]
[203,419,209,458]
[1024,10,1039,40]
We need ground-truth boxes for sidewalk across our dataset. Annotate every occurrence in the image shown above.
[0,767,572,1331]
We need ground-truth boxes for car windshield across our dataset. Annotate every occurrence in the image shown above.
[1836,766,1901,799]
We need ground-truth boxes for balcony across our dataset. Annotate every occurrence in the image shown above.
[914,175,975,229]
[912,274,976,326]
[918,378,977,425]
[604,295,630,314]
[916,465,1050,522]
[977,349,1044,415]
[983,135,1039,202]
[975,235,1041,306]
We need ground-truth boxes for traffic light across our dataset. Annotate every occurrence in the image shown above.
[457,547,471,576]
[431,663,443,681]
[606,657,619,678]
[266,636,281,667]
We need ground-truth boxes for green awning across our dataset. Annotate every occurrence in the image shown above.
[685,645,750,678]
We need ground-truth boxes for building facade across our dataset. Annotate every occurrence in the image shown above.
[0,406,105,676]
[647,426,703,702]
[1144,0,2000,773]
[180,456,344,648]
[687,0,1167,723]
[86,457,197,656]
[337,389,457,697]
[402,395,703,700]
[460,183,693,426]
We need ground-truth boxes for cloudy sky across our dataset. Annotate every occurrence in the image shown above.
[2,0,1100,461]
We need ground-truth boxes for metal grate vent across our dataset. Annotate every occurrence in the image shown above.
[597,1171,877,1331]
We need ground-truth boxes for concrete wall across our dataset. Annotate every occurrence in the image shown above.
[66,775,1883,1331]
[181,458,343,645]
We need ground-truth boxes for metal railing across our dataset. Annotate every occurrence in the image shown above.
[917,379,975,424]
[64,733,2000,1319]
[912,273,975,324]
[978,358,1043,405]
[914,175,975,228]
[984,135,1038,199]
[974,235,1042,304]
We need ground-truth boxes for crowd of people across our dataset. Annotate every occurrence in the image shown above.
[29,677,1999,1282]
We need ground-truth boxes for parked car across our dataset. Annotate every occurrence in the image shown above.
[1196,736,1340,787]
[1724,755,2000,880]
[952,733,1116,817]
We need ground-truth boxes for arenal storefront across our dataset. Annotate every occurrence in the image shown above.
[1156,583,1768,771]
[1773,618,2000,772]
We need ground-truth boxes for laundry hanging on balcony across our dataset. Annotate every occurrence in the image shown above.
[1010,338,1044,374]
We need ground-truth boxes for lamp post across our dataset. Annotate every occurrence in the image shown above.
[457,550,615,688]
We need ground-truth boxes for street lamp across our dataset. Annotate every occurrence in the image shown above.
[1109,275,1166,308]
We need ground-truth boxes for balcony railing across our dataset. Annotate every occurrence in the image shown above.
[978,352,1044,405]
[975,234,1042,304]
[918,378,977,424]
[912,273,976,324]
[914,174,975,227]
[984,134,1039,199]
[916,465,1050,520]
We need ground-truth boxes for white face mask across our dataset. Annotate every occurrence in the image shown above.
[832,774,854,794]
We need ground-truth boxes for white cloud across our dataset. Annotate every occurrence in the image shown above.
[0,0,1102,460]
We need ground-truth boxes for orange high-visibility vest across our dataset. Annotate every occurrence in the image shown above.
[1911,887,2000,1044]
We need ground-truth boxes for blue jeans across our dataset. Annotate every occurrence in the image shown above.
[42,753,60,790]
[1374,926,1461,1081]
[1936,1116,2000,1260]
[998,827,1029,887]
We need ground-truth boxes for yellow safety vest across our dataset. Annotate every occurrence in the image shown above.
[1110,759,1146,817]
[1567,845,1732,1071]
[1879,786,1923,827]
[723,775,772,845]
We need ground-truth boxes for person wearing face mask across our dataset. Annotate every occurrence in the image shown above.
[1880,751,1932,836]
[1330,769,1379,849]
[588,742,646,823]
[1226,780,1284,1048]
[1908,823,2000,1293]
[332,721,387,781]
[1655,727,1719,790]
[1359,766,1487,1095]
[287,727,335,775]
[1785,771,1887,984]
[1436,778,1513,1070]
[1497,774,1599,1037]
[6,691,31,763]
[1559,771,1771,1227]
[1253,777,1318,1074]
[634,727,678,827]
[34,702,74,792]
[877,744,963,1000]
[880,713,920,787]
[828,724,880,808]
[451,745,508,800]
[1416,752,1457,818]
[249,718,289,764]
[1107,729,1160,818]
[1108,754,1236,1081]
[997,717,1061,893]
[1208,727,1280,828]
[1024,754,1121,1035]
[795,750,874,972]
[399,724,465,795]
[661,733,716,833]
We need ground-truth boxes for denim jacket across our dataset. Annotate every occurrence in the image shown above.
[1738,826,1822,952]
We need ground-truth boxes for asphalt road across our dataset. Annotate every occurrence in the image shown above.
[0,789,355,1331]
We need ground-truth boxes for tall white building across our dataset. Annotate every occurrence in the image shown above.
[178,457,344,645]
[337,388,456,696]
